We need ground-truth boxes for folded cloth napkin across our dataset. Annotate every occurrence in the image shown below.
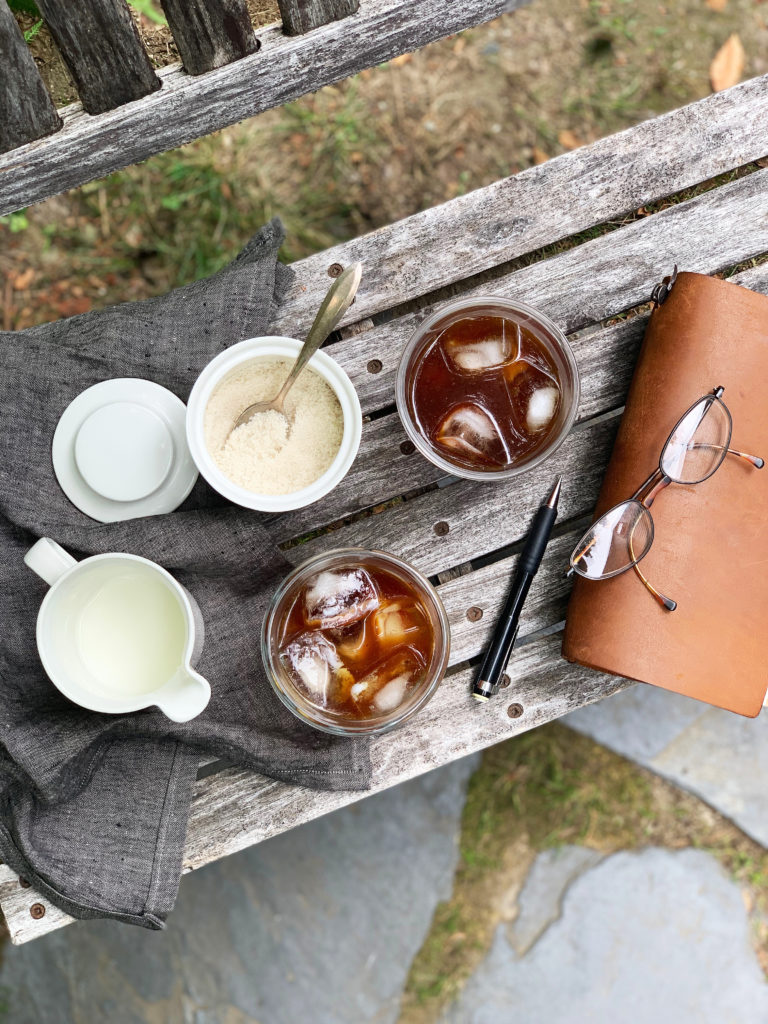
[0,219,371,929]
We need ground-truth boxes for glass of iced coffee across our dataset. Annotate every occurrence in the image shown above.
[395,296,580,481]
[262,549,450,735]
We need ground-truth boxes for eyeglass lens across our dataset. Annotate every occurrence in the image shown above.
[571,500,653,579]
[660,395,731,484]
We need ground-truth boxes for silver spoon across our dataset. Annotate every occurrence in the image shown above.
[230,262,362,437]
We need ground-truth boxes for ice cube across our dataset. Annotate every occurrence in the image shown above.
[279,631,352,706]
[373,676,409,712]
[526,386,560,432]
[434,403,510,467]
[304,568,379,630]
[350,647,426,708]
[442,316,520,374]
[372,599,427,647]
[333,618,371,663]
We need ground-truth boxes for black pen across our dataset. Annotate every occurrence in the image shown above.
[472,476,562,702]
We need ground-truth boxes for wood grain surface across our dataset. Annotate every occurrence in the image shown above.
[277,0,359,35]
[277,73,768,334]
[160,0,259,75]
[34,0,160,115]
[0,0,62,154]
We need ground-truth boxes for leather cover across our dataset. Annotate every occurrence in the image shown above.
[562,271,768,717]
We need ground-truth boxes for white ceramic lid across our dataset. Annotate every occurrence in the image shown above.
[53,379,198,523]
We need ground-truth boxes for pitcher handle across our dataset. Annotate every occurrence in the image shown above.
[24,538,77,587]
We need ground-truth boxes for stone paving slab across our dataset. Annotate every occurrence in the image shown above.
[508,845,603,955]
[565,684,768,848]
[0,756,477,1024]
[443,847,768,1024]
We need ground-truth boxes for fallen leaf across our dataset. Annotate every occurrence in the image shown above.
[532,146,549,165]
[453,37,466,55]
[558,129,583,150]
[390,53,412,67]
[12,267,34,290]
[55,297,91,317]
[710,33,745,91]
[706,0,727,9]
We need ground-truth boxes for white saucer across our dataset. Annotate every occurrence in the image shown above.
[52,379,199,523]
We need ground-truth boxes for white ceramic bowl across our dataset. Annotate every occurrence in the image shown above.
[186,337,362,512]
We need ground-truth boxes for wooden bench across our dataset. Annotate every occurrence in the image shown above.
[0,0,521,215]
[2,65,767,943]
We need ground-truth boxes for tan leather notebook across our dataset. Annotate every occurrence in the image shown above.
[562,271,768,717]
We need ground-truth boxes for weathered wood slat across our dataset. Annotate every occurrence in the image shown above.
[278,74,768,334]
[278,0,359,36]
[184,634,632,871]
[278,164,768,421]
[34,0,160,115]
[0,0,521,217]
[160,0,259,75]
[288,412,621,577]
[0,0,62,154]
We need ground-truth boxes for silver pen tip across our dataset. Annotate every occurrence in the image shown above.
[546,475,562,509]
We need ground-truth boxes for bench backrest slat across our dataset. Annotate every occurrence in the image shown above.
[0,1,62,154]
[278,0,360,36]
[33,0,160,115]
[160,0,259,76]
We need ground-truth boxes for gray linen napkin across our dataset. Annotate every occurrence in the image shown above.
[0,219,371,929]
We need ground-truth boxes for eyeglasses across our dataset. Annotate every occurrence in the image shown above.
[568,386,764,611]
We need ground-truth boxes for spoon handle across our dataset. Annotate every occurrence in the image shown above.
[276,262,362,404]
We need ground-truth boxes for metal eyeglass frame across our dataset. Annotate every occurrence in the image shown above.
[567,386,764,611]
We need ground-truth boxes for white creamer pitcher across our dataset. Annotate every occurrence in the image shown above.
[24,538,210,723]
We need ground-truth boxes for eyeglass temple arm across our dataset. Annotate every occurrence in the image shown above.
[631,561,677,611]
[630,471,678,610]
[725,447,764,469]
[684,443,764,469]
[567,527,677,610]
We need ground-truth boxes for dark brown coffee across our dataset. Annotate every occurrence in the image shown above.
[278,562,435,719]
[406,313,563,472]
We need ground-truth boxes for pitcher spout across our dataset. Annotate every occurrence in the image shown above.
[155,666,211,723]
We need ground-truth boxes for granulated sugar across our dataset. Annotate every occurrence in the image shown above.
[204,357,344,494]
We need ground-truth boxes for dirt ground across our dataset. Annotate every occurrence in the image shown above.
[3,0,768,329]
